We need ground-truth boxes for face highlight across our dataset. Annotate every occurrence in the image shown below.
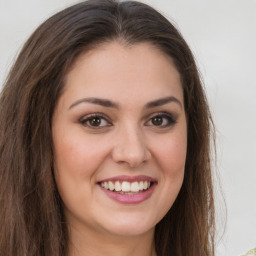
[52,42,187,242]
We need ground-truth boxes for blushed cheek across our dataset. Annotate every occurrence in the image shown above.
[158,135,187,178]
[53,135,110,181]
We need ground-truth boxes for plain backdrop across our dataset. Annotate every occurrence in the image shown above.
[0,0,255,255]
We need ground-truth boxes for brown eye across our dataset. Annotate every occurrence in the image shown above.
[80,114,111,129]
[89,117,102,127]
[152,116,163,126]
[145,113,176,128]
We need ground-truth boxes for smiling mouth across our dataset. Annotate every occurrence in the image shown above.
[99,180,152,194]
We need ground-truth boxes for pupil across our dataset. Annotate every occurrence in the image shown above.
[152,116,162,126]
[90,118,101,126]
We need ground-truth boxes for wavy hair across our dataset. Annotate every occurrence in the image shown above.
[0,0,215,255]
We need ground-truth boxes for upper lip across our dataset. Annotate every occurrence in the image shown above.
[97,175,157,183]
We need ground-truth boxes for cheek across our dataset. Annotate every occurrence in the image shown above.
[53,133,109,179]
[165,141,186,174]
[159,139,186,195]
[154,131,187,176]
[147,131,187,222]
[52,133,110,212]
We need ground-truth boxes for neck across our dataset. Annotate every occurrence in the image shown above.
[67,224,157,256]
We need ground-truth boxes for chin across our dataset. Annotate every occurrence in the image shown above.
[98,213,157,237]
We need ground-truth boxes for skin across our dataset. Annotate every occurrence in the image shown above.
[52,41,187,256]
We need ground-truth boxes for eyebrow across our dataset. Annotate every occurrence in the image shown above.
[145,96,183,109]
[69,97,119,110]
[68,96,182,110]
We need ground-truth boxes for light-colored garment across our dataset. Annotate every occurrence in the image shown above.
[240,248,256,256]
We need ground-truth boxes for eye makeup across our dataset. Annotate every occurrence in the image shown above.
[79,113,112,129]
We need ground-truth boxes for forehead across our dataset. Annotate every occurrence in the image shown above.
[62,41,183,106]
[70,41,178,75]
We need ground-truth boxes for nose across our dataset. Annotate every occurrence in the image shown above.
[111,124,151,168]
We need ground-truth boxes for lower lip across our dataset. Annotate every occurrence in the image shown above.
[99,184,156,204]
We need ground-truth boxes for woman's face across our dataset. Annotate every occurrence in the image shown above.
[52,42,187,238]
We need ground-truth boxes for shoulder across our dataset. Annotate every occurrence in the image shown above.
[240,248,256,256]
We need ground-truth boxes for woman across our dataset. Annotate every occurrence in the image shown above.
[0,0,215,255]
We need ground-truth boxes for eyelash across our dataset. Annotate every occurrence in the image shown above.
[79,113,111,129]
[145,112,177,128]
[79,112,176,129]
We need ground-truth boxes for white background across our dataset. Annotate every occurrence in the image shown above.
[0,0,255,255]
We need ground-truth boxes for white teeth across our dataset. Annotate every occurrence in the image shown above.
[122,181,130,192]
[108,181,115,191]
[103,181,109,189]
[139,181,144,190]
[100,180,152,193]
[143,181,148,190]
[115,181,121,192]
[131,181,139,192]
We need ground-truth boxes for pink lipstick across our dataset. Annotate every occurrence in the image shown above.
[97,175,157,204]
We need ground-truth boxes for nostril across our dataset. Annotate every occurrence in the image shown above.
[111,145,151,168]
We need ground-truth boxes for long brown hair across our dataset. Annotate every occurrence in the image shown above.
[0,0,215,255]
